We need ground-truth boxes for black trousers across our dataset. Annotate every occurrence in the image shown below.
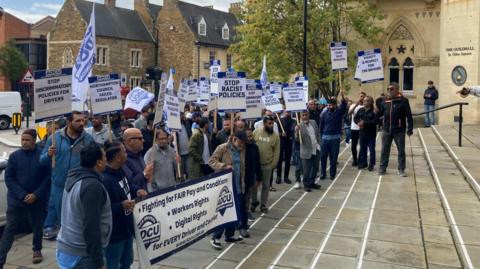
[0,202,45,266]
[276,138,293,180]
[351,130,360,164]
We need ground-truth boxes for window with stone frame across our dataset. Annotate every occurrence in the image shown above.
[227,54,232,69]
[130,49,142,68]
[209,50,216,63]
[402,57,414,92]
[63,47,73,67]
[222,23,229,40]
[96,46,109,66]
[130,76,141,88]
[388,58,400,85]
[198,17,207,36]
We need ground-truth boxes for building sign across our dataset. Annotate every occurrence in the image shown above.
[446,46,475,57]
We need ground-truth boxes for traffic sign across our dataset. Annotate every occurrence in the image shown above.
[19,68,34,84]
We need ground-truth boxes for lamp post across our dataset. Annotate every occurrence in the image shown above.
[303,0,307,77]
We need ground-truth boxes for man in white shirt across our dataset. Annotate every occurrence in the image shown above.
[348,92,365,166]
[254,110,279,134]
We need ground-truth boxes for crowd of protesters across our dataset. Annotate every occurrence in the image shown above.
[0,82,416,269]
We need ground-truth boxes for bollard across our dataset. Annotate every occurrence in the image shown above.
[12,113,22,134]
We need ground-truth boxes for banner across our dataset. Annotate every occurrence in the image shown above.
[134,170,240,266]
[197,77,210,106]
[88,74,122,116]
[330,42,348,71]
[283,86,307,112]
[72,4,95,111]
[163,94,181,131]
[124,87,154,112]
[210,60,221,94]
[34,68,73,123]
[242,80,263,119]
[217,71,246,112]
[262,93,283,113]
[356,49,384,83]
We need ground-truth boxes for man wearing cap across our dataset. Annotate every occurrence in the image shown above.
[0,129,50,266]
[319,90,347,180]
[423,80,438,127]
[209,130,247,249]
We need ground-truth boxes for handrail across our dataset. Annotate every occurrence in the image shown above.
[412,102,469,146]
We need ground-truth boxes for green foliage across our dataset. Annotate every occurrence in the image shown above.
[230,0,384,98]
[0,40,28,85]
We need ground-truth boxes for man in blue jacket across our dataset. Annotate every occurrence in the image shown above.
[423,80,438,127]
[319,89,347,180]
[40,111,95,238]
[0,129,50,267]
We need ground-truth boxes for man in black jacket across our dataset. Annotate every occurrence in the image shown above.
[276,111,295,184]
[0,129,49,267]
[378,82,413,177]
[423,80,439,127]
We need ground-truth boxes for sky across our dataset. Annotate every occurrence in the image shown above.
[1,0,238,23]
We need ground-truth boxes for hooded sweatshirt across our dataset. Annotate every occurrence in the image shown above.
[57,167,112,269]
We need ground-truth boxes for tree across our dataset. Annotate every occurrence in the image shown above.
[0,40,28,88]
[230,0,384,98]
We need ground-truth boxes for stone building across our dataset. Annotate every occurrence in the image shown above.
[349,0,479,124]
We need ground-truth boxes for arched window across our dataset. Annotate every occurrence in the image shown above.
[403,57,414,92]
[198,17,206,36]
[63,47,73,67]
[388,58,399,84]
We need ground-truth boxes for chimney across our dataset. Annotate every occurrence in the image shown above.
[229,2,241,15]
[163,0,178,9]
[104,0,116,8]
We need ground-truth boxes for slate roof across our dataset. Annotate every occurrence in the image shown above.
[177,1,239,48]
[148,3,162,19]
[74,0,154,42]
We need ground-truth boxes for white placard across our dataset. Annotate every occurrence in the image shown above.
[197,77,210,106]
[178,80,189,113]
[210,60,221,94]
[186,80,198,102]
[34,68,72,123]
[89,74,122,116]
[295,76,309,103]
[283,86,307,112]
[330,42,348,71]
[134,171,239,266]
[208,94,218,112]
[242,80,263,119]
[357,48,384,83]
[217,71,247,112]
[163,94,181,131]
[269,82,282,99]
[261,94,283,113]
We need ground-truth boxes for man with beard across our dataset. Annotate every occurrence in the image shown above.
[212,117,231,151]
[295,112,321,192]
[188,117,213,179]
[85,115,111,145]
[252,116,280,213]
[40,111,95,238]
[377,82,413,177]
[144,128,178,191]
[308,100,320,126]
[319,89,347,180]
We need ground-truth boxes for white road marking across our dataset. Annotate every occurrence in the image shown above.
[204,141,349,269]
[356,175,382,269]
[418,128,474,269]
[309,170,362,269]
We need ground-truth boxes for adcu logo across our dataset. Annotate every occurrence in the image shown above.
[138,215,161,249]
[216,186,234,216]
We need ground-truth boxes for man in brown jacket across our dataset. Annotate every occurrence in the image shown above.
[187,117,212,180]
[208,130,247,249]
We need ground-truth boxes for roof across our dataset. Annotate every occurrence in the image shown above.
[177,1,239,47]
[148,3,162,19]
[74,0,154,43]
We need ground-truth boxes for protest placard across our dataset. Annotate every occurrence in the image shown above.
[208,94,218,112]
[217,71,246,112]
[34,68,73,123]
[269,82,283,99]
[262,93,283,113]
[283,86,307,112]
[88,74,122,116]
[197,77,210,106]
[330,42,348,71]
[134,170,240,266]
[186,80,199,102]
[295,76,309,103]
[242,80,263,119]
[210,60,221,94]
[356,48,384,83]
[163,94,181,131]
[178,80,189,113]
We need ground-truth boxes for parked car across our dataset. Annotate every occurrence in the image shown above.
[0,92,22,130]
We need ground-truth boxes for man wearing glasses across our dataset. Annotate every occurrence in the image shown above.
[377,82,413,177]
[121,128,150,198]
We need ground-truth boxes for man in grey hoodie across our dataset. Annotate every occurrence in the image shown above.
[56,144,112,269]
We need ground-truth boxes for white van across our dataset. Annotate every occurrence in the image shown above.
[0,91,22,130]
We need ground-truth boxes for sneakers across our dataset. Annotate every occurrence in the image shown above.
[260,205,268,213]
[250,201,259,212]
[239,229,250,238]
[225,237,243,243]
[43,227,57,240]
[210,238,222,250]
[284,178,292,184]
[294,182,301,189]
[377,169,386,175]
[398,170,407,177]
[32,250,43,264]
[247,212,255,221]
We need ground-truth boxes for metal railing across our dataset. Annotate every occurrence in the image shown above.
[412,102,469,146]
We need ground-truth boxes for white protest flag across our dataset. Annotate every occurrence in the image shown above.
[260,54,268,89]
[72,3,96,111]
[166,68,175,94]
[124,87,154,112]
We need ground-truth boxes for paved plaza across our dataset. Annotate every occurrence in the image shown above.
[2,124,480,269]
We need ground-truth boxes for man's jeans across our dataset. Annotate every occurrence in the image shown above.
[344,127,351,144]
[320,139,340,178]
[44,184,58,229]
[252,165,273,207]
[380,132,406,171]
[301,150,320,187]
[424,104,435,126]
[293,142,302,182]
[105,237,134,269]
[0,202,45,266]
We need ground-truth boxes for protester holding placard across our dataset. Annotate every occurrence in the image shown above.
[295,112,321,192]
[276,111,295,184]
[209,130,247,248]
[121,128,150,198]
[188,117,213,180]
[85,115,111,145]
[102,141,135,269]
[348,92,366,166]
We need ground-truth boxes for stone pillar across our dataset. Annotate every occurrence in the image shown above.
[438,0,480,124]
